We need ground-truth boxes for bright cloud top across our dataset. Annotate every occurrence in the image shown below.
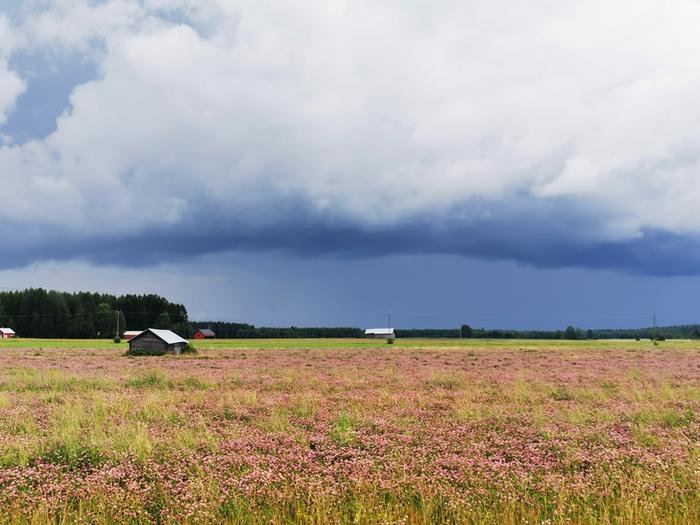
[2,0,700,273]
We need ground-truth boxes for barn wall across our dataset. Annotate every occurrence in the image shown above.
[129,332,168,352]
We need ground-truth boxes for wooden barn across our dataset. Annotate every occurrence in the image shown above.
[0,328,16,339]
[192,328,216,340]
[122,330,143,341]
[128,328,188,355]
[364,328,395,339]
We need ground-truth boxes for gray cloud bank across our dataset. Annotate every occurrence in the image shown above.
[2,0,700,275]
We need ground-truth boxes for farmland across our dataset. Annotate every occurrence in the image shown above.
[0,339,699,524]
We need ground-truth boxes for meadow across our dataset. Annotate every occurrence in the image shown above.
[0,339,698,524]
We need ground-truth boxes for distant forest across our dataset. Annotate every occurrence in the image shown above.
[0,289,189,339]
[2,289,700,340]
[191,322,700,340]
[189,322,362,339]
[0,289,362,339]
[407,324,700,340]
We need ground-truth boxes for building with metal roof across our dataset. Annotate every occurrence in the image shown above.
[364,328,395,339]
[193,328,216,339]
[127,328,188,355]
[0,328,16,339]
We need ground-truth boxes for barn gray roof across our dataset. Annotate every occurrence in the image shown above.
[0,328,15,335]
[196,328,216,336]
[138,328,188,345]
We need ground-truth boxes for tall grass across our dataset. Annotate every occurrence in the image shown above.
[0,343,698,523]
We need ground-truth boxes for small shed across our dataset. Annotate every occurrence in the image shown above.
[122,330,143,341]
[128,328,188,355]
[364,328,395,339]
[193,328,216,340]
[0,328,16,339]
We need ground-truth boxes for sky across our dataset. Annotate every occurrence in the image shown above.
[1,0,700,329]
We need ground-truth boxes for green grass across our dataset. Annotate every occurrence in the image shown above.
[2,337,698,350]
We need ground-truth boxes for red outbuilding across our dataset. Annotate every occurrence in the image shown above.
[193,328,216,339]
[122,330,143,341]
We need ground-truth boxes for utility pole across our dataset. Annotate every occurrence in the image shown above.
[388,310,392,329]
[115,311,119,339]
[652,312,656,342]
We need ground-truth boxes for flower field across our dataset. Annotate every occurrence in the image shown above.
[0,341,699,524]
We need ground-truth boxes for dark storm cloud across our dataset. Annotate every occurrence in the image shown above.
[2,195,697,276]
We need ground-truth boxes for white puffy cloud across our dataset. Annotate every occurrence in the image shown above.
[3,0,700,270]
[15,0,146,53]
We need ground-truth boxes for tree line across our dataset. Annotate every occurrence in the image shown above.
[0,290,361,340]
[458,324,700,340]
[396,325,700,340]
[0,289,188,339]
[190,321,362,338]
[394,327,589,339]
[2,288,698,341]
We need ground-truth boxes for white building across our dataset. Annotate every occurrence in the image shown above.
[364,328,395,339]
[0,328,16,339]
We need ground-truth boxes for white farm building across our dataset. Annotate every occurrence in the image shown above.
[364,328,395,339]
[0,328,16,339]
